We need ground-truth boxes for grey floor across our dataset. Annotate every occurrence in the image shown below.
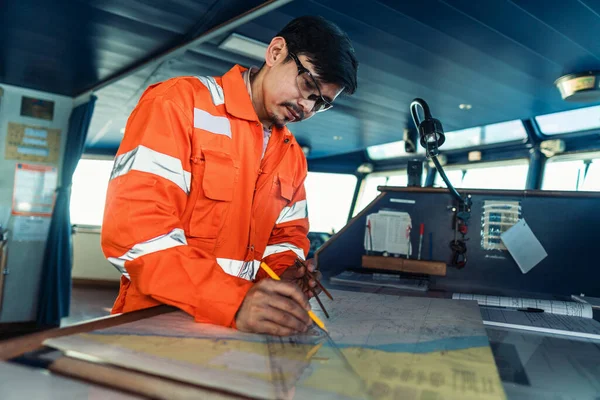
[0,286,119,340]
[60,286,119,327]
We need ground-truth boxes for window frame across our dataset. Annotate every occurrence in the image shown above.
[433,158,530,190]
[70,155,115,230]
[366,121,528,164]
[304,171,358,233]
[534,105,600,139]
[441,120,529,152]
[366,140,425,161]
[542,151,600,192]
[353,169,408,216]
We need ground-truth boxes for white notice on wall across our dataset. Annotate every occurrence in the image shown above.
[12,163,58,216]
[12,216,51,242]
[364,210,412,255]
[501,219,547,274]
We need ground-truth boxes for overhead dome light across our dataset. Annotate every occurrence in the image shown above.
[357,163,374,174]
[555,71,600,102]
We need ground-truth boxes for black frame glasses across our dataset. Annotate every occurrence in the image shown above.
[289,52,333,113]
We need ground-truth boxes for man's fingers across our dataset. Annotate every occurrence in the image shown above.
[237,279,314,336]
[308,281,322,295]
[262,280,310,311]
[280,264,305,280]
[307,270,323,293]
[260,303,309,333]
[268,294,311,327]
[294,265,306,278]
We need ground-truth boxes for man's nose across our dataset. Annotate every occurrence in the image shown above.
[298,98,316,116]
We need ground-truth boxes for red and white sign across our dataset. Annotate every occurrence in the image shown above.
[12,163,58,217]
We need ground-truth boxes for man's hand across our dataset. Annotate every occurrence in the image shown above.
[235,279,312,336]
[280,258,323,298]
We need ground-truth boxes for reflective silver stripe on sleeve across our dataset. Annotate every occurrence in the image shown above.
[196,76,225,106]
[216,258,260,281]
[107,228,188,279]
[107,262,130,280]
[110,145,191,194]
[193,108,232,138]
[276,200,308,225]
[262,243,305,261]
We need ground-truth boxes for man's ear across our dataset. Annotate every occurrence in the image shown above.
[265,36,288,67]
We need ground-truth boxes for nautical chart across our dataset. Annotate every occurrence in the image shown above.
[45,290,506,400]
[314,290,485,347]
[312,291,505,399]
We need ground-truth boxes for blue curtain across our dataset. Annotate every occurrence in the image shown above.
[37,95,97,327]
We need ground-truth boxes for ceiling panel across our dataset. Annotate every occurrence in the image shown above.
[2,0,600,160]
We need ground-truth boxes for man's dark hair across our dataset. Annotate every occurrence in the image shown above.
[276,15,358,95]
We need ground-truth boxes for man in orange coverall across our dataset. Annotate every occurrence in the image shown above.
[101,16,358,335]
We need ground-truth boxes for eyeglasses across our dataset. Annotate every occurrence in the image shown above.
[289,52,333,113]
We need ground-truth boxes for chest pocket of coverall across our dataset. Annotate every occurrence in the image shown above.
[189,148,236,239]
[276,173,294,202]
[269,173,294,224]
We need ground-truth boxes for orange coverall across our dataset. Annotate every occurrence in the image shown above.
[101,65,310,327]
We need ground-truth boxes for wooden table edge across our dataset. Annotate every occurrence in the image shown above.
[0,305,175,360]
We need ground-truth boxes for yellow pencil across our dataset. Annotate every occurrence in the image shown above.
[259,262,328,332]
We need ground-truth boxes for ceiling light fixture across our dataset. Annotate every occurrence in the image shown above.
[555,71,600,102]
[219,33,268,61]
[459,103,472,110]
[333,136,343,140]
[357,163,374,174]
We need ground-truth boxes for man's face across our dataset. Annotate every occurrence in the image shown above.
[262,50,343,129]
